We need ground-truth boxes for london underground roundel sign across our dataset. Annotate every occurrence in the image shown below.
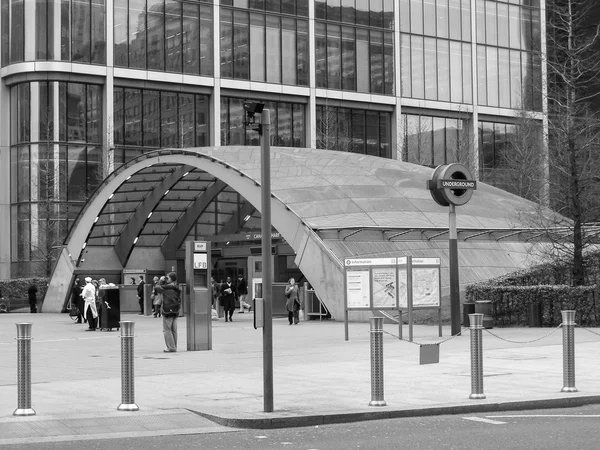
[427,163,476,207]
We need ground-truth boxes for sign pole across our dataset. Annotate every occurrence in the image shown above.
[260,109,274,413]
[449,204,461,336]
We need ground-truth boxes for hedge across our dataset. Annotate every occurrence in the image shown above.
[465,284,600,327]
[0,278,49,310]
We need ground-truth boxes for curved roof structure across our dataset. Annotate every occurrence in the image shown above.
[45,147,555,318]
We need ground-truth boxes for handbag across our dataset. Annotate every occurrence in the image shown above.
[69,305,80,317]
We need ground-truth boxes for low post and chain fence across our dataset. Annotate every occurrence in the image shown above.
[367,309,600,406]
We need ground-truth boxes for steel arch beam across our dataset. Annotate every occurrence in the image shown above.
[161,179,227,259]
[114,165,194,266]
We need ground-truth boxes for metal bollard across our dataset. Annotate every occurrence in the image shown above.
[117,321,139,411]
[469,313,486,399]
[561,310,577,393]
[369,317,386,406]
[14,323,36,416]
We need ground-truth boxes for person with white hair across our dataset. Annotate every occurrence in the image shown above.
[81,277,98,331]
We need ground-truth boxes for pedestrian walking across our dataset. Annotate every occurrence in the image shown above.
[155,272,180,352]
[81,277,98,331]
[285,278,301,325]
[70,278,84,323]
[137,275,145,315]
[221,277,236,322]
[27,284,38,313]
[236,274,251,313]
[152,276,162,317]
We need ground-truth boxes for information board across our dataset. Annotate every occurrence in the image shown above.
[193,253,208,269]
[397,265,408,308]
[346,269,370,308]
[412,258,441,307]
[372,266,396,308]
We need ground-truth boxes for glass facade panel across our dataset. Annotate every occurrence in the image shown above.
[220,96,305,147]
[356,28,369,93]
[250,13,265,81]
[233,10,249,79]
[282,18,297,85]
[129,0,146,68]
[10,0,24,63]
[316,104,391,158]
[437,39,450,101]
[265,15,281,83]
[147,0,165,71]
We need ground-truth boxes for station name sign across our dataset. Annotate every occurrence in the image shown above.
[439,179,477,189]
[246,232,281,240]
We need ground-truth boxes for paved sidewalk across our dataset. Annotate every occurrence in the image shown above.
[1,311,600,445]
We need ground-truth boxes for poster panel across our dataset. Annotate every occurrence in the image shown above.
[397,266,408,308]
[346,269,370,308]
[412,266,440,307]
[193,253,208,269]
[372,266,396,308]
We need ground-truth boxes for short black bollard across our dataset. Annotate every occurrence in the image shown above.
[469,313,486,399]
[561,310,577,393]
[117,321,139,411]
[14,323,36,416]
[369,317,386,406]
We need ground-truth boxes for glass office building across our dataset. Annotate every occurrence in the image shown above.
[0,0,545,278]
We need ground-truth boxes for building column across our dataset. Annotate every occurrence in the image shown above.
[211,0,221,146]
[539,0,549,206]
[469,0,480,179]
[392,4,402,161]
[0,81,10,279]
[307,0,316,149]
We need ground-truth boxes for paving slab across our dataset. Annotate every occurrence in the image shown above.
[0,311,600,443]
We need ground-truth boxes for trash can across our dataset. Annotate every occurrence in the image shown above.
[474,300,494,329]
[528,301,542,327]
[463,303,476,327]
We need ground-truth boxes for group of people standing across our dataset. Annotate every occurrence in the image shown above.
[211,274,251,322]
[69,277,109,331]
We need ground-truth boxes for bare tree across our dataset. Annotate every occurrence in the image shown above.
[510,0,600,285]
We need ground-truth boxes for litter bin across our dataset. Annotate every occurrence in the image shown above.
[474,300,494,329]
[463,303,476,327]
[528,301,542,327]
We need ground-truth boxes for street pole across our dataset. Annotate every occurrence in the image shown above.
[260,109,274,412]
[449,204,461,336]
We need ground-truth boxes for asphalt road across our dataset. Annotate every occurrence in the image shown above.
[4,405,600,450]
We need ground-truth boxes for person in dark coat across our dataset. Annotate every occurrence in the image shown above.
[221,277,236,322]
[236,274,251,313]
[71,278,83,323]
[137,275,145,315]
[28,284,38,313]
[285,278,301,325]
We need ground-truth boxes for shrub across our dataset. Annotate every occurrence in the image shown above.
[0,278,49,305]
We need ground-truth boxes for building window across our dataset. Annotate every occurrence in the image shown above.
[10,81,103,277]
[220,97,305,147]
[114,0,213,75]
[401,113,471,166]
[220,8,308,86]
[113,87,210,163]
[317,104,391,158]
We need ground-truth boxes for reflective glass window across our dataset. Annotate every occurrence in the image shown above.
[437,0,449,39]
[72,0,91,62]
[297,19,309,85]
[461,0,470,41]
[195,95,209,146]
[249,13,265,81]
[147,0,165,71]
[179,93,195,148]
[341,0,355,24]
[220,9,233,78]
[182,3,200,74]
[351,110,366,154]
[485,0,497,46]
[383,32,393,95]
[448,0,460,40]
[341,27,356,90]
[437,39,450,101]
[292,104,304,147]
[114,0,128,66]
[399,0,410,32]
[411,35,424,98]
[424,37,437,99]
[328,0,341,22]
[449,41,462,103]
[370,0,383,29]
[370,30,383,94]
[521,6,531,51]
[433,117,446,165]
[423,0,435,36]
[475,0,485,43]
[91,0,105,64]
[199,5,213,76]
[11,0,24,63]
[165,0,182,72]
[327,24,341,90]
[401,34,411,97]
[486,46,498,107]
[161,91,177,148]
[129,0,146,69]
[509,49,521,108]
[282,18,296,85]
[498,48,510,108]
[143,90,160,147]
[508,4,520,49]
[382,0,393,29]
[114,87,124,145]
[124,88,142,146]
[233,10,249,79]
[497,2,509,48]
[356,0,369,26]
[479,121,494,168]
[476,45,486,105]
[462,42,472,103]
[356,28,370,92]
[61,0,69,60]
[265,15,281,83]
[315,22,327,87]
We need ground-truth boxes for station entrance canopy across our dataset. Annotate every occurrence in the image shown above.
[45,147,559,319]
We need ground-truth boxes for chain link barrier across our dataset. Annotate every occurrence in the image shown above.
[381,328,470,346]
[575,324,600,338]
[482,324,562,344]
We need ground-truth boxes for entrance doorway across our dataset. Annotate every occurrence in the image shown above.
[213,258,246,283]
